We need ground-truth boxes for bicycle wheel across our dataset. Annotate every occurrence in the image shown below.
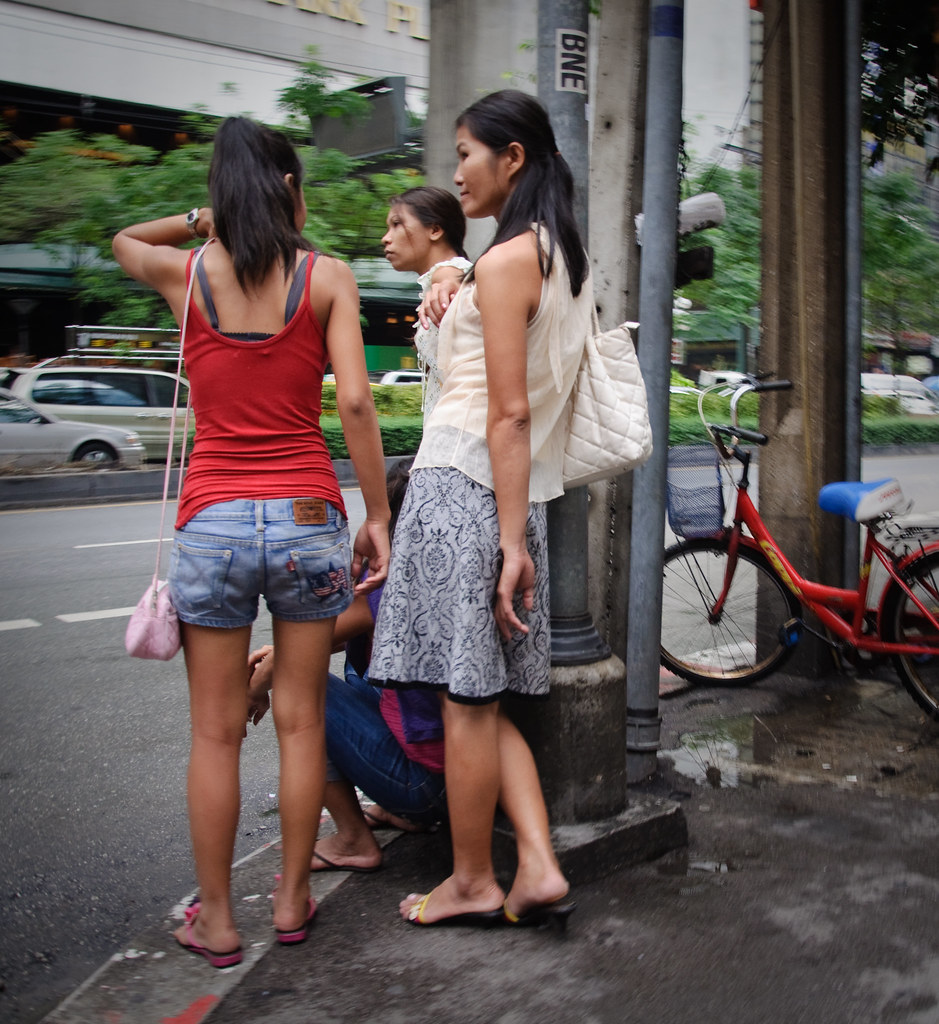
[881,549,939,719]
[661,537,801,685]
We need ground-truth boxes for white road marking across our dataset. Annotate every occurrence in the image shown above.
[57,608,136,623]
[0,619,41,631]
[74,539,159,549]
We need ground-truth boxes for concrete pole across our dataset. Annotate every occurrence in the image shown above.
[586,0,647,661]
[538,0,611,665]
[624,0,684,783]
[760,0,847,675]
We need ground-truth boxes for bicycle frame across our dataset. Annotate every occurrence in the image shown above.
[717,465,939,659]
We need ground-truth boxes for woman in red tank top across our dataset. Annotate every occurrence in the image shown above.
[113,118,391,966]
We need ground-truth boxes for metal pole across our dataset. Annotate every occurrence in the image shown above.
[538,0,610,664]
[843,0,862,584]
[626,0,684,778]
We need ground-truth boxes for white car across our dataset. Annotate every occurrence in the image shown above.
[377,370,423,385]
[861,373,939,416]
[0,388,145,470]
[0,364,189,460]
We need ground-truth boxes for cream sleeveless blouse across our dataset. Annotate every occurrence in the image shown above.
[412,230,592,502]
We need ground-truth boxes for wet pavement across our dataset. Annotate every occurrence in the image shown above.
[32,660,939,1024]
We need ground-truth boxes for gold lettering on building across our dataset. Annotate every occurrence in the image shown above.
[265,0,430,37]
[337,0,366,22]
[296,0,338,15]
[386,2,428,39]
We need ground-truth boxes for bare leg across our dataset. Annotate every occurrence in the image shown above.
[174,622,252,955]
[312,780,382,871]
[496,709,569,917]
[399,698,504,922]
[269,617,334,933]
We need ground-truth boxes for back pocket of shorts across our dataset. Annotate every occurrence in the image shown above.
[291,541,350,606]
[171,542,233,615]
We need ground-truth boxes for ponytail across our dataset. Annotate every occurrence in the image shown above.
[208,117,312,291]
[456,91,588,297]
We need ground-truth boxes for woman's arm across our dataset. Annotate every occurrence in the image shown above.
[112,209,213,322]
[476,233,544,639]
[321,259,392,590]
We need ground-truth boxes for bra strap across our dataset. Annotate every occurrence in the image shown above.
[194,256,220,330]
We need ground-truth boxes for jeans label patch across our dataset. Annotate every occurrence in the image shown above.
[293,498,328,525]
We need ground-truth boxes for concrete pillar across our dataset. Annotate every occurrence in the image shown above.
[760,0,847,673]
[425,0,535,255]
[586,0,647,662]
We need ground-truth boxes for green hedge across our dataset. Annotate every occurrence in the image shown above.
[322,384,939,459]
[861,416,939,446]
[322,415,423,459]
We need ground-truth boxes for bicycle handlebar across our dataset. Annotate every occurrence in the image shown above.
[750,379,792,393]
[708,423,769,446]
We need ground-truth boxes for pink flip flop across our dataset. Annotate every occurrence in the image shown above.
[176,905,243,968]
[275,897,317,945]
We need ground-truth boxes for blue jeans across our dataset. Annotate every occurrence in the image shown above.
[325,665,447,826]
[170,498,352,627]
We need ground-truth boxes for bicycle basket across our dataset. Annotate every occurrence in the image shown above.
[666,444,725,538]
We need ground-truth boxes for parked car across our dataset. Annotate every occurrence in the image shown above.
[373,369,424,385]
[860,373,939,416]
[0,388,145,470]
[0,365,189,460]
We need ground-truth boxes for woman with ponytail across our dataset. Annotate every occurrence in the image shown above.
[113,117,390,965]
[369,90,591,929]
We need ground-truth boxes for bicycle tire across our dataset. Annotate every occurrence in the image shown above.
[660,537,802,685]
[880,549,939,719]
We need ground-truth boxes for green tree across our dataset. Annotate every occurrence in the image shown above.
[862,169,939,364]
[276,47,371,141]
[0,62,419,326]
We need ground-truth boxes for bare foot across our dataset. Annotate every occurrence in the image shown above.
[503,867,571,920]
[272,889,316,935]
[174,905,240,958]
[363,804,429,832]
[310,832,382,873]
[399,875,504,924]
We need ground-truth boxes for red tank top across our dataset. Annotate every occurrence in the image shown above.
[175,248,345,528]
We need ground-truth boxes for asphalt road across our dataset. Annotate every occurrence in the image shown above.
[0,454,934,1023]
[0,491,366,1024]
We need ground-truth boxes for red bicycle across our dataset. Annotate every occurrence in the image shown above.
[660,376,939,717]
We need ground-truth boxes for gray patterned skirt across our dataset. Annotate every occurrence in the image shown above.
[368,467,550,704]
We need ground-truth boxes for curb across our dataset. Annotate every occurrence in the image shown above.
[40,795,685,1023]
[0,459,391,510]
[3,446,934,512]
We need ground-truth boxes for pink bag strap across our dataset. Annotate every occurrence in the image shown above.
[150,239,213,584]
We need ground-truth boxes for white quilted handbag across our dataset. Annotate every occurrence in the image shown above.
[562,312,653,489]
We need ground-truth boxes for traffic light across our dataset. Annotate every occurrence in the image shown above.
[634,191,726,287]
[675,192,725,288]
[675,246,714,287]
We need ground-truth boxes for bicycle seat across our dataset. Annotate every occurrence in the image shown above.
[817,478,906,522]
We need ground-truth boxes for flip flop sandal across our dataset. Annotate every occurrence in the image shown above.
[311,850,381,874]
[176,905,243,968]
[275,898,317,945]
[503,893,577,931]
[405,891,504,928]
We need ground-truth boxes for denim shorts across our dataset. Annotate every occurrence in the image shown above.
[169,498,353,628]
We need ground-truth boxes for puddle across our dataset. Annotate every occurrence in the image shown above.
[660,678,939,795]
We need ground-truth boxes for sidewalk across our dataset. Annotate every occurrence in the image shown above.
[42,664,939,1024]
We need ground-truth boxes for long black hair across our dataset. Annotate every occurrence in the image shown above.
[456,90,588,297]
[208,117,312,291]
[390,186,467,259]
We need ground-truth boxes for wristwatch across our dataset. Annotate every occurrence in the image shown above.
[185,208,201,238]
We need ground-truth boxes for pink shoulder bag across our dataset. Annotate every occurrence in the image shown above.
[125,242,210,659]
